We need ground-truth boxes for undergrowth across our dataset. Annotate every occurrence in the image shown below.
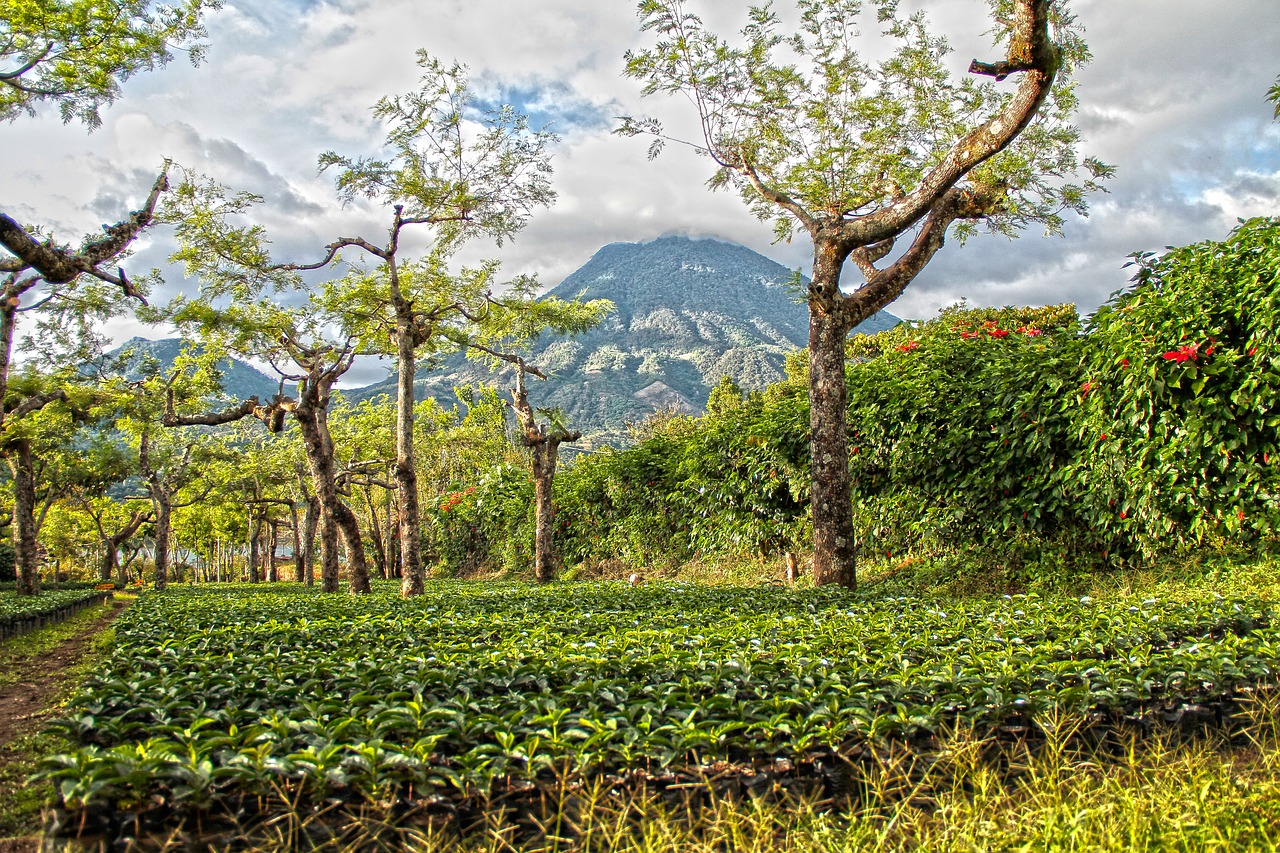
[0,600,120,840]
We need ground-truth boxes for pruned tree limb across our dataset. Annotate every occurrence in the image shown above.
[162,395,261,427]
[841,0,1056,248]
[849,238,895,279]
[737,149,817,233]
[5,389,66,421]
[0,168,169,295]
[847,184,1007,326]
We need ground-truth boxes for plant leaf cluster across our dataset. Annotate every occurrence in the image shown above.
[40,583,1280,812]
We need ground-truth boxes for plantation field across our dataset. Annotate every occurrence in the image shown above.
[0,588,111,639]
[40,580,1280,827]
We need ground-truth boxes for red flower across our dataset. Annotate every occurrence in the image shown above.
[989,328,1010,338]
[1100,433,1108,441]
[1248,347,1258,356]
[961,331,979,339]
[1239,510,1246,522]
[1161,343,1199,363]
[1120,358,1130,368]
[1081,381,1095,395]
[897,341,920,352]
[1017,326,1043,336]
[1119,510,1128,519]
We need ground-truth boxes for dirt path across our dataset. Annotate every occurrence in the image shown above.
[0,597,127,749]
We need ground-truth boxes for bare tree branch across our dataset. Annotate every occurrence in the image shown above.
[0,168,170,291]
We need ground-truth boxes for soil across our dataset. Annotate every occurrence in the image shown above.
[0,598,127,852]
[0,597,126,750]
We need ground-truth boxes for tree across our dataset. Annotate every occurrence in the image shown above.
[1,1,220,594]
[0,167,177,597]
[32,418,138,582]
[279,56,557,597]
[706,375,745,417]
[621,0,1109,586]
[161,54,587,595]
[135,427,229,590]
[508,365,579,584]
[1,0,218,127]
[0,369,93,593]
[328,398,399,580]
[80,497,151,584]
[464,281,611,582]
[158,289,373,594]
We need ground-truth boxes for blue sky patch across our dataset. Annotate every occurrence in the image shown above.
[471,81,613,135]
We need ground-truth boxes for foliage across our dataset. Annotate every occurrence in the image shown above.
[1073,216,1280,561]
[38,583,1280,813]
[0,588,107,632]
[622,0,1104,243]
[431,465,532,575]
[320,55,556,246]
[843,304,1090,566]
[0,0,219,127]
[417,387,531,574]
[457,304,1086,578]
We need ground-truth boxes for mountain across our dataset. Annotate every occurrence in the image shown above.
[108,337,280,402]
[349,235,899,441]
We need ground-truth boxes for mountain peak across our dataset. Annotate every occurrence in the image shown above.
[351,236,899,441]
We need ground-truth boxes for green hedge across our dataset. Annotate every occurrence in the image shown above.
[423,218,1280,577]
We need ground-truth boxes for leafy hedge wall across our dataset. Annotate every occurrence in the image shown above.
[1073,216,1280,559]
[423,218,1280,577]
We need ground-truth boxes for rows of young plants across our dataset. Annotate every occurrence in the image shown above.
[0,588,111,639]
[41,583,1280,812]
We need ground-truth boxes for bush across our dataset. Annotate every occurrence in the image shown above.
[426,221,1280,580]
[842,304,1091,566]
[1073,217,1280,560]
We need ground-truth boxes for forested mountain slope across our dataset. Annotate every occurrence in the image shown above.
[350,235,899,440]
[107,337,280,402]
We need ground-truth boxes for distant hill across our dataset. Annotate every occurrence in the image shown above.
[108,337,280,402]
[347,235,899,441]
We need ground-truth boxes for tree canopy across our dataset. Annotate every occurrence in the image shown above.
[1,0,219,128]
[621,0,1108,586]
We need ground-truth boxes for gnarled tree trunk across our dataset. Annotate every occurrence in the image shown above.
[152,493,172,590]
[808,241,857,589]
[393,289,426,596]
[295,398,371,593]
[510,366,578,584]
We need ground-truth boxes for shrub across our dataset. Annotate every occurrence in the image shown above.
[1073,217,1280,560]
[843,304,1090,566]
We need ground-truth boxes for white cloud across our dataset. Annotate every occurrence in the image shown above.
[1,0,1278,362]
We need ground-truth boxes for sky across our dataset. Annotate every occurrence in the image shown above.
[3,0,1279,386]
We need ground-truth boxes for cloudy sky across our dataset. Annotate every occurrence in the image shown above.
[4,0,1278,384]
